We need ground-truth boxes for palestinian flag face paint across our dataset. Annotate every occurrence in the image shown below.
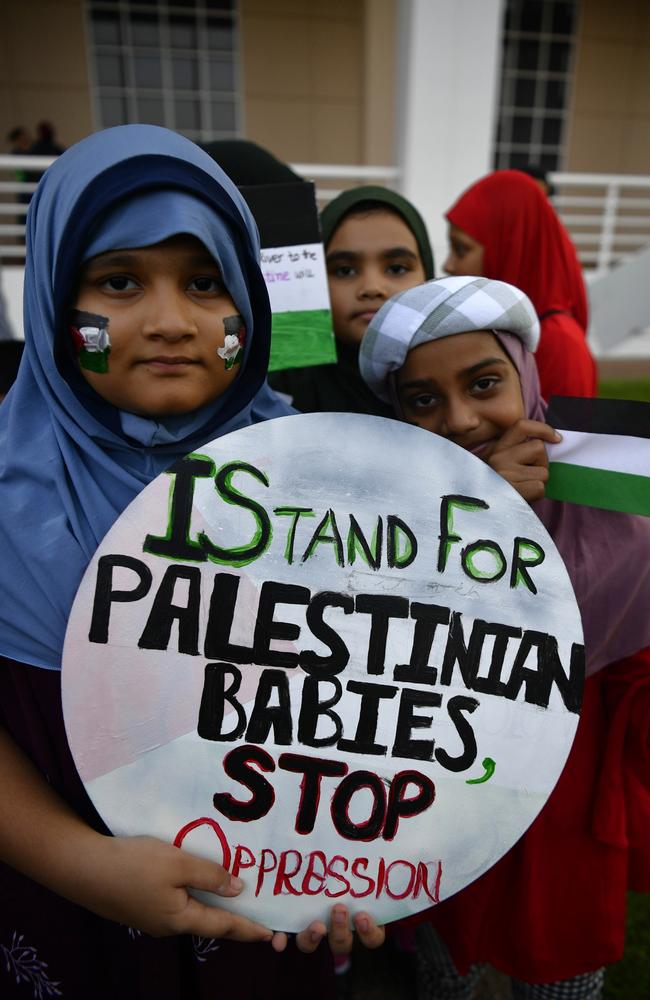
[545,396,650,517]
[69,309,111,374]
[217,314,246,371]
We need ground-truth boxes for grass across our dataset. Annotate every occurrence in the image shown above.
[605,893,650,999]
[596,379,650,998]
[598,378,650,401]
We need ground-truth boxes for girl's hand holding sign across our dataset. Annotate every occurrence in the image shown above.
[484,418,562,502]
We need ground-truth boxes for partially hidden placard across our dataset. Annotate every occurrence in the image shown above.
[62,413,584,932]
[241,181,336,372]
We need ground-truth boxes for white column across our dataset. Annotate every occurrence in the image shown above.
[396,0,504,273]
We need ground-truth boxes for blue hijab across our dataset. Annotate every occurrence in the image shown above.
[0,124,292,671]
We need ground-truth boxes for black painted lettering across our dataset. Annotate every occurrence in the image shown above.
[392,688,442,761]
[204,573,255,664]
[273,506,315,564]
[440,613,486,688]
[505,632,584,713]
[510,537,545,594]
[383,771,436,841]
[252,580,310,669]
[435,695,479,772]
[89,554,153,644]
[438,495,489,572]
[199,461,272,567]
[387,515,418,569]
[393,602,451,685]
[245,668,293,745]
[355,594,410,675]
[213,744,276,821]
[301,509,344,567]
[331,771,386,841]
[144,455,214,562]
[138,564,201,653]
[347,514,383,570]
[297,676,344,748]
[338,680,398,756]
[300,591,354,676]
[278,753,348,835]
[198,662,247,741]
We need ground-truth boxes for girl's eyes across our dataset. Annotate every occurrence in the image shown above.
[97,275,223,293]
[331,265,357,278]
[406,392,439,410]
[330,262,413,279]
[101,275,138,292]
[471,375,501,394]
[188,276,223,293]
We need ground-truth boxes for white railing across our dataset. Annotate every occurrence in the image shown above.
[2,155,650,276]
[289,163,401,203]
[549,171,650,274]
[0,155,54,258]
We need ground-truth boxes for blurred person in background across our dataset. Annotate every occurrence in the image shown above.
[29,121,65,157]
[444,169,597,400]
[271,186,434,415]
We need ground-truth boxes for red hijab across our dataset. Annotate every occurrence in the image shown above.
[446,170,588,332]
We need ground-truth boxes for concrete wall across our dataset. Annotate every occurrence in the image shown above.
[0,0,93,150]
[240,0,396,165]
[566,0,650,173]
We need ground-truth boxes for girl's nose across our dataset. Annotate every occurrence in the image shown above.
[143,284,197,339]
[440,396,480,436]
[443,251,456,275]
[358,269,388,299]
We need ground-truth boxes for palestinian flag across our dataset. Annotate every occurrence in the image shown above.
[545,396,650,516]
[240,180,336,372]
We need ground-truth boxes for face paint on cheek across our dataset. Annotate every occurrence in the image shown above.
[69,309,112,374]
[217,314,247,371]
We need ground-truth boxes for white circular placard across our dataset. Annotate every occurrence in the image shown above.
[62,413,584,931]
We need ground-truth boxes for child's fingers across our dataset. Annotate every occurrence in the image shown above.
[179,895,274,943]
[295,920,328,954]
[177,852,243,899]
[491,419,561,454]
[501,439,549,466]
[271,930,289,953]
[353,912,385,949]
[328,903,354,954]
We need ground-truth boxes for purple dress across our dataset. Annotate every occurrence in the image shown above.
[0,657,335,1000]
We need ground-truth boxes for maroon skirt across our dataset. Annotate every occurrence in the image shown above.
[413,649,650,983]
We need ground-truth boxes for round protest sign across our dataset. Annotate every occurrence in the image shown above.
[62,412,584,931]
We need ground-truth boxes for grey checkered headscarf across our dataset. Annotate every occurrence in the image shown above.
[359,276,540,402]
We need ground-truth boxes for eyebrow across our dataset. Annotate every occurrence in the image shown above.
[84,251,220,271]
[326,246,419,264]
[399,357,508,391]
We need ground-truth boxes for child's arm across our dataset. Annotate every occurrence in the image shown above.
[0,725,275,943]
[483,419,562,502]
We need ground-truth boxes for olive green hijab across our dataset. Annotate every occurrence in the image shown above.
[320,185,435,281]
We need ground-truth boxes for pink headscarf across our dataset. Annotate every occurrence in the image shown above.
[499,332,650,676]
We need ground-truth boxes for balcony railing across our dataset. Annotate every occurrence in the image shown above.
[2,155,649,276]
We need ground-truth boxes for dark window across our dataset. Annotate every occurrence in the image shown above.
[548,42,571,73]
[96,54,124,87]
[130,14,160,47]
[512,115,533,144]
[514,76,536,107]
[91,11,121,45]
[493,0,577,171]
[542,117,562,146]
[88,0,239,139]
[134,54,163,89]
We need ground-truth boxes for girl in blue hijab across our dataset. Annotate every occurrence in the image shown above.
[0,125,343,1000]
